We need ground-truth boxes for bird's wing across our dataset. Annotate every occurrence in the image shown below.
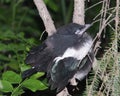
[74,49,94,81]
[22,41,55,79]
[47,57,79,93]
[23,34,76,79]
[47,33,93,92]
[25,42,47,65]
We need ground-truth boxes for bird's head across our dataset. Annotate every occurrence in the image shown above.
[56,23,91,36]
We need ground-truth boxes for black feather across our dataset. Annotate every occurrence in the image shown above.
[48,57,79,92]
[25,42,54,72]
[22,67,37,79]
[22,23,93,93]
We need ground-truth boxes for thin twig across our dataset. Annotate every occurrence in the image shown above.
[39,30,46,40]
[93,7,115,20]
[87,0,116,95]
[112,0,119,94]
[85,1,103,11]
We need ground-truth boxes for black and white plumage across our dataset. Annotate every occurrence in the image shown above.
[22,23,94,93]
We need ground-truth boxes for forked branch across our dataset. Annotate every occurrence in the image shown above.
[33,0,85,96]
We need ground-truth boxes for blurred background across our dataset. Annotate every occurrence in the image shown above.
[0,0,119,96]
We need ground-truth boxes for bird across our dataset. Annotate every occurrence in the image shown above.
[22,23,94,93]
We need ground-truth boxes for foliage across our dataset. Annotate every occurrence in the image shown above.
[0,0,39,72]
[0,71,47,96]
[0,0,48,95]
[0,0,119,96]
[84,1,120,96]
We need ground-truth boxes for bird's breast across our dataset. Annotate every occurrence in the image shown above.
[55,39,92,61]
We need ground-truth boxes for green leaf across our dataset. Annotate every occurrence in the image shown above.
[0,54,10,61]
[22,79,48,92]
[0,80,13,92]
[0,30,16,40]
[2,71,22,84]
[44,0,58,12]
[1,0,11,3]
[30,72,45,79]
[0,43,7,51]
[8,62,20,71]
[20,64,31,72]
[11,88,24,96]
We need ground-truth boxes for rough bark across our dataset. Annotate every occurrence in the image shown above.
[73,0,85,25]
[33,0,56,36]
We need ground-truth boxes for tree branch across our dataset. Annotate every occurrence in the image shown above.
[33,0,56,36]
[73,0,85,25]
[33,0,87,96]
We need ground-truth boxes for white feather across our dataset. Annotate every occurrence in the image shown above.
[54,40,92,62]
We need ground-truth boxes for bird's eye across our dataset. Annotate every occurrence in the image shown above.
[75,29,82,35]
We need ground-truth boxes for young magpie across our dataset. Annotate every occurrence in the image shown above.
[22,23,94,93]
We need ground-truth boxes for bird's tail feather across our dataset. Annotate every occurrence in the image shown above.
[22,67,37,79]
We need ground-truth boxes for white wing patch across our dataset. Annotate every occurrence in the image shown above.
[54,40,92,61]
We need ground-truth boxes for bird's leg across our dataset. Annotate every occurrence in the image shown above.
[56,87,71,96]
[70,77,79,91]
[70,77,78,86]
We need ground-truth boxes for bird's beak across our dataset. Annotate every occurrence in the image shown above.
[81,24,91,34]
